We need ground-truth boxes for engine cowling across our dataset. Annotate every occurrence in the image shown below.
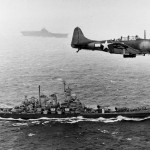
[123,54,136,58]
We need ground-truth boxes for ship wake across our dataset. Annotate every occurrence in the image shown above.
[1,115,150,125]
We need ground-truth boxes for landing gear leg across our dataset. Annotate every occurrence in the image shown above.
[76,49,81,53]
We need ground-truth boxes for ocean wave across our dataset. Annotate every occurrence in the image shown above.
[28,133,35,137]
[1,115,150,124]
[51,77,64,82]
[110,80,117,83]
[12,122,28,126]
[0,117,24,121]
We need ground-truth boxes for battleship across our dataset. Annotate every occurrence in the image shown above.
[21,28,68,38]
[0,81,150,120]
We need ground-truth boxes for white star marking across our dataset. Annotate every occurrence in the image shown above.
[102,40,110,50]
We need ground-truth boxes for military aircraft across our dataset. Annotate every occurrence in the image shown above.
[71,27,150,58]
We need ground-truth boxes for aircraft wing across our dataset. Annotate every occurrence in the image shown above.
[110,42,142,54]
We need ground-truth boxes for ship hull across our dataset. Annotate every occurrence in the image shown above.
[0,113,78,119]
[1,111,150,120]
[81,111,150,118]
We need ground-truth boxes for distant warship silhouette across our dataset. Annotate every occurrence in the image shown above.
[21,28,68,38]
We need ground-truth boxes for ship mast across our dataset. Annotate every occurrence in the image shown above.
[63,81,66,92]
[39,85,41,106]
[144,30,146,39]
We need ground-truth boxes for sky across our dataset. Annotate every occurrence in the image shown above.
[0,0,150,39]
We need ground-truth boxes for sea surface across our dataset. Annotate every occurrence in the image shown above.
[1,34,150,149]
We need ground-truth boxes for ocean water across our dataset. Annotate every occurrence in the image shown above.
[1,35,150,149]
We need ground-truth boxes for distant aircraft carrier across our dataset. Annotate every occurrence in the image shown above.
[21,28,68,38]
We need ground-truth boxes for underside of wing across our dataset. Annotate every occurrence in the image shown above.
[110,42,142,55]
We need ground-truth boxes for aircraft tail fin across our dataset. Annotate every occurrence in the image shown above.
[71,27,91,48]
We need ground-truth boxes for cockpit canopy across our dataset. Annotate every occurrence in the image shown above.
[115,35,141,41]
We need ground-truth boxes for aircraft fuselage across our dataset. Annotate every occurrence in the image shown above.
[76,39,150,55]
[71,27,150,57]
